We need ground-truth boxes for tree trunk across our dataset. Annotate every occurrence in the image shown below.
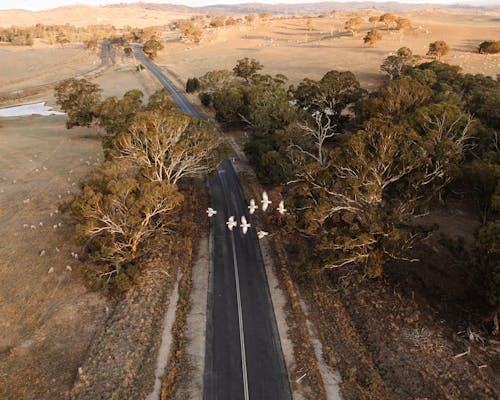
[493,311,499,336]
[367,247,384,278]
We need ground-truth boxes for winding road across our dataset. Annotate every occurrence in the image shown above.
[134,46,291,400]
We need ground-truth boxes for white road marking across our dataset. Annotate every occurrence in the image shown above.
[230,231,250,400]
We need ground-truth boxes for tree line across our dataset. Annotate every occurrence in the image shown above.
[54,79,223,288]
[188,54,499,332]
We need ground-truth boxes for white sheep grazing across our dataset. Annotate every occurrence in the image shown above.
[30,225,36,230]
[23,198,30,204]
[39,250,46,256]
[66,265,72,272]
[58,222,62,227]
[39,222,43,227]
[74,253,78,260]
[50,212,53,217]
[48,267,54,274]
[53,225,58,229]
[55,247,60,253]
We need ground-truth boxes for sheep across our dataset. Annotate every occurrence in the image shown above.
[48,267,54,274]
[39,249,45,256]
[66,265,72,272]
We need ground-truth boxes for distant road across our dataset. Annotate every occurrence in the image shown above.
[101,39,112,65]
[134,46,291,400]
[133,45,202,118]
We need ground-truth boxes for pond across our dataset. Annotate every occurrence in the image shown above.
[0,102,65,117]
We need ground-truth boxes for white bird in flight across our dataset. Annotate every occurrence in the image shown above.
[261,191,272,212]
[240,216,251,234]
[248,199,257,214]
[206,207,217,217]
[277,200,287,215]
[257,230,269,240]
[226,216,237,231]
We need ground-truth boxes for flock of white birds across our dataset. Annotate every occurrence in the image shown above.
[206,191,286,239]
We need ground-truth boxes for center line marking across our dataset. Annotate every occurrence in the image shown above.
[230,232,250,400]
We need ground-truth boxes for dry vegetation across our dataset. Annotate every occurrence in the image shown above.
[0,62,162,399]
[0,4,498,400]
[156,10,499,88]
[0,116,108,400]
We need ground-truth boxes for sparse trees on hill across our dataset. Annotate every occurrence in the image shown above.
[142,38,163,60]
[344,17,363,36]
[368,15,379,28]
[396,17,411,30]
[178,20,202,43]
[379,13,397,30]
[427,40,449,60]
[210,16,225,29]
[363,29,382,46]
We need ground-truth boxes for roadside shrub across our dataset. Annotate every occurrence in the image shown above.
[186,77,200,93]
[199,92,212,107]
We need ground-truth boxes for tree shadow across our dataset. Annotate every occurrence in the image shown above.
[453,39,481,54]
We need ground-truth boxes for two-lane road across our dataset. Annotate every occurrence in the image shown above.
[134,46,291,400]
[133,45,202,118]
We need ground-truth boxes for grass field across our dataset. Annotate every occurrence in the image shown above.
[0,63,159,399]
[157,11,500,88]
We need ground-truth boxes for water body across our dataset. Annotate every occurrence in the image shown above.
[0,102,65,117]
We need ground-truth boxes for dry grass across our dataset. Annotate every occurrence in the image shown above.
[0,64,160,399]
[156,11,500,88]
[0,115,108,400]
[0,42,100,96]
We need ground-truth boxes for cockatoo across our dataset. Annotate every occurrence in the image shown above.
[261,191,272,212]
[277,200,287,215]
[240,216,251,234]
[257,230,269,240]
[226,216,237,231]
[248,199,258,214]
[206,207,217,217]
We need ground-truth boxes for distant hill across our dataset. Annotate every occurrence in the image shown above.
[112,1,500,15]
[1,1,498,28]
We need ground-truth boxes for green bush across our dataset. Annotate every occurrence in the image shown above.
[199,92,212,107]
[186,77,200,93]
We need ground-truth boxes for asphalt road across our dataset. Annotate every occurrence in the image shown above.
[133,45,202,118]
[101,39,112,65]
[134,46,291,400]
